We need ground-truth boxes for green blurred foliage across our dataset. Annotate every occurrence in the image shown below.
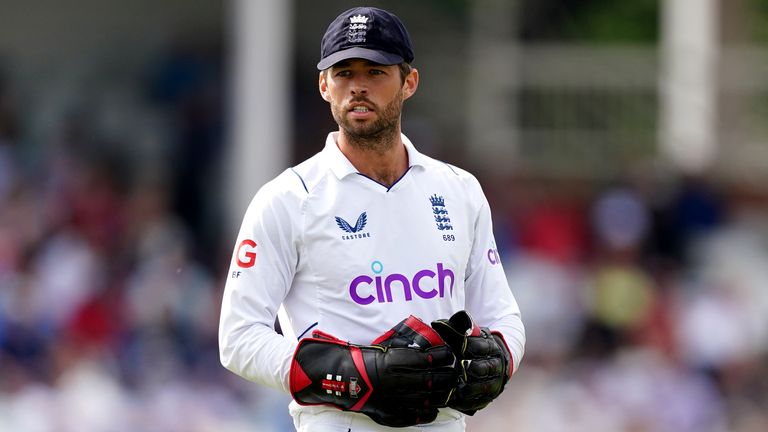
[748,0,768,43]
[566,0,658,42]
[521,0,658,43]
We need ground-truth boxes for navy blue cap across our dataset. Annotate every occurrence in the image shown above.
[317,7,414,70]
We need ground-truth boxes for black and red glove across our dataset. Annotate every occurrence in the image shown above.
[289,316,458,428]
[431,310,513,415]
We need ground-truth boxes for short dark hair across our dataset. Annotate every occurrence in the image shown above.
[396,63,413,84]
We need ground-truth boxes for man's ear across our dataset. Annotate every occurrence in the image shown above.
[319,71,331,102]
[402,67,419,100]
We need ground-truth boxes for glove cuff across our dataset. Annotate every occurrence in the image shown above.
[289,337,374,410]
[490,330,514,380]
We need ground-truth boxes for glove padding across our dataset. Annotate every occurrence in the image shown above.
[431,310,512,415]
[289,316,458,427]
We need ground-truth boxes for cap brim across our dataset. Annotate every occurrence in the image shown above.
[317,47,404,70]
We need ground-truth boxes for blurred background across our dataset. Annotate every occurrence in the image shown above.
[1,0,768,431]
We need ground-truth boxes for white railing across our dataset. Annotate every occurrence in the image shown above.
[467,39,768,180]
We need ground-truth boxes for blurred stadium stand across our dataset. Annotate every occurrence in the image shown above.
[1,0,768,431]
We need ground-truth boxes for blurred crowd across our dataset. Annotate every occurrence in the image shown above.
[2,38,768,432]
[469,174,768,432]
[0,48,291,431]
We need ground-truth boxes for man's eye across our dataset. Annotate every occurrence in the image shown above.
[369,69,384,75]
[336,70,351,77]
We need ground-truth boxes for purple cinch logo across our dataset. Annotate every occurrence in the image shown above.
[349,261,455,305]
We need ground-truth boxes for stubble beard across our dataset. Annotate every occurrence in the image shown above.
[332,89,404,154]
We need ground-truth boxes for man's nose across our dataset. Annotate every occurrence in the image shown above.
[350,77,368,95]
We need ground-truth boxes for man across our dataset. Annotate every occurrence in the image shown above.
[219,6,525,431]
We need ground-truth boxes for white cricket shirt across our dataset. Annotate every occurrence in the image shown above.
[219,132,525,429]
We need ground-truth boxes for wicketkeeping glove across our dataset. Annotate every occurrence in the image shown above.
[289,316,458,427]
[431,310,513,415]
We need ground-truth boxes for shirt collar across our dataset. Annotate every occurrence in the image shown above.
[323,131,428,180]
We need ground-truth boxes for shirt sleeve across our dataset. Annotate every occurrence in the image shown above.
[218,175,302,393]
[463,178,526,373]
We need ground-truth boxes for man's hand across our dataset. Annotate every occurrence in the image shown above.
[431,310,512,415]
[289,316,458,427]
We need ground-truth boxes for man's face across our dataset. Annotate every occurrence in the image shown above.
[319,59,417,140]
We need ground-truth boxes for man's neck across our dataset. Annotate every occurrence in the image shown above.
[336,129,409,188]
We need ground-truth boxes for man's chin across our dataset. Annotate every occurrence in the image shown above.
[342,123,382,139]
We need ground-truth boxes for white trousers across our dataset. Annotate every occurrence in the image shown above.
[289,402,466,432]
